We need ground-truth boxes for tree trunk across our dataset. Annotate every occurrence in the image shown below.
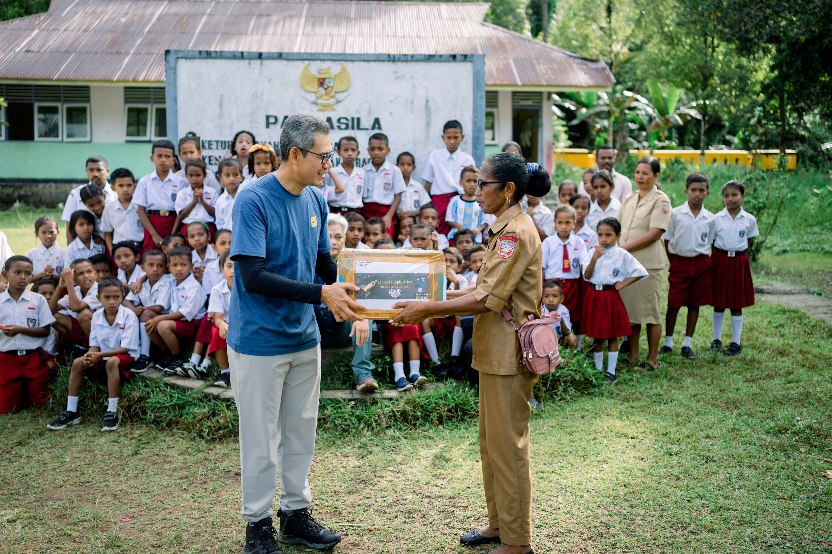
[699,102,707,165]
[541,0,549,42]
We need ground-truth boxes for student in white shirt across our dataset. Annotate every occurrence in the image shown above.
[61,156,116,244]
[396,151,430,218]
[344,212,372,250]
[134,140,188,253]
[31,279,60,359]
[47,278,140,431]
[27,216,64,282]
[63,211,105,269]
[101,168,144,254]
[361,133,405,235]
[213,158,244,231]
[570,194,598,249]
[200,229,232,297]
[112,242,145,289]
[177,132,221,192]
[323,138,359,212]
[207,251,235,388]
[125,249,173,372]
[542,279,577,348]
[587,169,622,232]
[595,145,634,203]
[51,259,101,347]
[403,205,449,250]
[422,120,476,235]
[523,194,556,239]
[174,159,218,236]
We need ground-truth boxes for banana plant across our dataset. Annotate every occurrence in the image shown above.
[643,80,703,141]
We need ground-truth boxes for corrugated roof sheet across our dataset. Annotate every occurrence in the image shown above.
[0,0,613,88]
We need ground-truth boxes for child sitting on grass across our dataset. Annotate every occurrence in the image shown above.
[51,259,100,355]
[124,249,173,373]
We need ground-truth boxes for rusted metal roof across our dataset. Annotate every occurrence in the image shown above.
[0,0,614,89]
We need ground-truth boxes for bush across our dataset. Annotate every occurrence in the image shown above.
[534,353,601,403]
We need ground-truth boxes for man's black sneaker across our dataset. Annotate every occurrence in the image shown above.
[709,339,723,353]
[47,410,81,430]
[278,508,341,550]
[680,346,697,360]
[214,372,231,388]
[243,517,282,554]
[723,342,742,356]
[130,355,154,373]
[101,410,119,431]
[658,345,673,354]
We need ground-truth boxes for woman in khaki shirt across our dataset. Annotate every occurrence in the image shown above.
[392,152,550,554]
[618,157,672,370]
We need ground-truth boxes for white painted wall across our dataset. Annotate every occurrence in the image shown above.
[497,90,513,148]
[542,91,553,171]
[90,85,124,142]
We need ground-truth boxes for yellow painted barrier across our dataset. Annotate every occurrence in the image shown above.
[553,149,797,170]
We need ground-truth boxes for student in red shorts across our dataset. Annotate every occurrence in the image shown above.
[0,256,56,414]
[135,140,187,253]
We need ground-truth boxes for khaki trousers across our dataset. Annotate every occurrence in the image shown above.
[229,345,321,523]
[478,370,538,546]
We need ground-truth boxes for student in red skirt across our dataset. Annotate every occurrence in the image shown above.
[208,251,234,389]
[0,256,56,414]
[542,205,588,348]
[361,133,405,236]
[660,174,715,360]
[135,140,187,253]
[47,277,140,431]
[711,180,758,356]
[581,218,648,383]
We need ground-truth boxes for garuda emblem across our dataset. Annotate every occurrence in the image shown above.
[300,63,351,111]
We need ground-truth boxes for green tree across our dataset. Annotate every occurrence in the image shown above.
[0,0,50,21]
[526,0,556,40]
[484,0,529,33]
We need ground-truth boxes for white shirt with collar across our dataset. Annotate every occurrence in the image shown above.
[324,165,365,209]
[401,233,449,251]
[126,274,173,311]
[542,303,571,338]
[100,199,144,243]
[574,224,598,249]
[612,170,634,203]
[89,305,140,360]
[398,178,431,214]
[61,182,117,223]
[57,282,101,318]
[713,208,758,252]
[542,233,587,280]
[362,160,406,205]
[208,280,232,320]
[214,191,239,231]
[117,265,146,287]
[422,148,476,195]
[176,186,219,224]
[176,168,220,193]
[664,202,715,257]
[63,237,105,268]
[581,244,647,285]
[133,171,186,211]
[26,243,65,277]
[0,289,56,351]
[586,197,622,232]
[531,203,556,237]
[192,243,218,268]
[170,273,207,321]
[201,259,223,296]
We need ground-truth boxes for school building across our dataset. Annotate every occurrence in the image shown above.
[0,0,614,189]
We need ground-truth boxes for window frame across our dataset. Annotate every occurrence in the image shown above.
[124,104,152,141]
[62,103,91,142]
[484,107,499,145]
[34,102,63,142]
[151,104,167,140]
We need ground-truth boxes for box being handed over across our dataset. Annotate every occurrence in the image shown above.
[337,249,447,320]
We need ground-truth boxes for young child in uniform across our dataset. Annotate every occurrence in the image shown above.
[135,139,187,254]
[344,212,371,250]
[711,180,758,356]
[244,143,281,188]
[362,133,405,236]
[445,166,486,244]
[145,247,206,375]
[582,217,648,383]
[396,151,430,219]
[558,180,579,205]
[31,279,60,368]
[124,249,173,373]
[581,168,596,201]
[0,256,56,414]
[101,168,144,255]
[570,194,598,249]
[61,156,114,243]
[174,158,217,239]
[364,218,386,247]
[422,120,475,235]
[89,254,112,280]
[183,224,218,379]
[47,277,139,431]
[396,215,414,247]
[587,169,621,232]
[113,241,144,289]
[213,158,244,231]
[660,174,715,359]
[208,252,234,388]
[177,132,220,192]
[230,130,256,179]
[464,244,486,287]
[51,259,100,353]
[453,229,476,268]
[411,206,449,250]
[200,229,232,297]
[421,247,468,380]
[63,210,105,270]
[324,136,362,214]
[187,221,217,284]
[27,216,64,283]
[79,184,107,239]
[542,280,577,348]
[542,205,587,348]
[160,233,186,255]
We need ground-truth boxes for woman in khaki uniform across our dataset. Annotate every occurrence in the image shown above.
[392,152,550,554]
[618,157,672,370]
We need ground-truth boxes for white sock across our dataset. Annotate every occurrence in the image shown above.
[200,357,212,368]
[67,396,79,412]
[682,336,693,348]
[408,360,421,377]
[139,325,151,357]
[621,336,628,344]
[393,362,405,381]
[731,315,743,345]
[593,352,603,371]
[107,397,119,412]
[189,353,201,365]
[576,335,583,349]
[607,352,619,375]
[712,312,725,340]
[664,336,673,348]
[423,332,440,363]
[220,368,229,374]
[451,326,463,357]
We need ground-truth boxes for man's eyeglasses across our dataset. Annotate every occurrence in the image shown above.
[298,148,337,165]
[476,179,503,191]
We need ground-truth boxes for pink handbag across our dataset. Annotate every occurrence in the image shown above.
[502,307,563,375]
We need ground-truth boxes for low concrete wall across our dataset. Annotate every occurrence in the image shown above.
[0,180,80,208]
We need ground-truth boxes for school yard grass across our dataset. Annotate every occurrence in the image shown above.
[1,167,832,553]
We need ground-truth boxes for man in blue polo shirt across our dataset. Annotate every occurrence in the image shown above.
[228,114,364,554]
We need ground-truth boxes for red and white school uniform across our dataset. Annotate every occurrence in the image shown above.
[361,160,405,237]
[586,197,621,233]
[207,280,231,355]
[175,168,220,193]
[126,274,173,312]
[88,305,140,379]
[325,165,364,213]
[63,237,105,268]
[175,186,219,239]
[100,200,144,253]
[712,208,758,310]
[0,290,56,413]
[398,179,431,215]
[56,283,100,347]
[422,148,475,235]
[580,245,647,339]
[26,243,65,278]
[663,202,715,309]
[134,170,186,253]
[170,273,207,339]
[542,233,587,324]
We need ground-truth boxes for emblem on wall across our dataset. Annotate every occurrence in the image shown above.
[300,63,351,111]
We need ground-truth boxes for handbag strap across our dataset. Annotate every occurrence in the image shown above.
[502,307,522,333]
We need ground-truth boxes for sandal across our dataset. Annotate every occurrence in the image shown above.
[637,361,659,371]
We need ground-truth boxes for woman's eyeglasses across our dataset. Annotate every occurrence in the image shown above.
[476,179,503,191]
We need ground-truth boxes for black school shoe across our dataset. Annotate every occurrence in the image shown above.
[459,529,501,546]
[658,345,673,354]
[680,346,697,360]
[278,508,341,550]
[723,342,742,356]
[101,410,119,431]
[47,410,81,430]
[709,339,723,353]
[243,517,282,554]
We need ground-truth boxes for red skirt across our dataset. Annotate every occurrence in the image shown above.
[581,287,632,340]
[143,213,176,254]
[207,325,227,355]
[430,192,457,236]
[711,249,754,309]
[0,350,51,414]
[557,278,582,325]
[359,202,396,237]
[381,322,423,351]
[668,254,712,309]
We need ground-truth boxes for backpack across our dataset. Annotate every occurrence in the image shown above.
[501,307,562,375]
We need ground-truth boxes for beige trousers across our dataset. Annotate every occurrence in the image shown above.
[229,344,321,523]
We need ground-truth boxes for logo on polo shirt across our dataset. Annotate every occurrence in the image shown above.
[700,231,708,243]
[572,258,580,269]
[613,268,621,277]
[27,318,37,328]
[739,230,746,238]
[300,64,351,111]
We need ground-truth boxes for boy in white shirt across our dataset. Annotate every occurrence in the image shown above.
[50,259,100,353]
[134,140,188,253]
[361,133,405,235]
[207,252,234,388]
[47,278,139,431]
[124,249,173,373]
[101,168,144,254]
[396,151,430,219]
[325,136,362,213]
[61,156,116,244]
[422,120,475,235]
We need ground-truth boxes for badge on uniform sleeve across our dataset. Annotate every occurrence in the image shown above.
[311,215,318,228]
[498,235,518,259]
[662,202,671,214]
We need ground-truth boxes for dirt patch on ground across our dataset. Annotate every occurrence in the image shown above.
[755,282,832,325]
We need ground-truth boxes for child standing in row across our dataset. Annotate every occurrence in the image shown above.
[101,168,144,255]
[445,166,486,243]
[27,216,64,282]
[325,137,362,213]
[362,133,404,236]
[174,159,217,238]
[396,151,430,219]
[558,180,579,205]
[587,169,620,232]
[135,140,186,253]
[422,120,475,235]
[570,195,598,249]
[177,132,221,192]
[214,159,244,231]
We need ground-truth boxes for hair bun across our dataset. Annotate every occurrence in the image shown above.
[526,165,551,197]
